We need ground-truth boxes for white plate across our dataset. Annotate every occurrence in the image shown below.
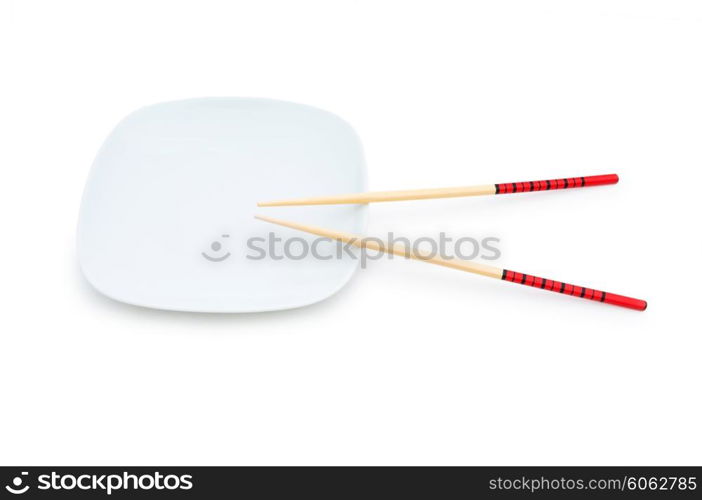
[78,98,367,312]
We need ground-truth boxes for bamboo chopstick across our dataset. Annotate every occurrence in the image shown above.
[258,174,619,207]
[254,214,646,311]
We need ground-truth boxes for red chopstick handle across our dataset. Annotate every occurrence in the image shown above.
[495,174,618,194]
[501,269,646,311]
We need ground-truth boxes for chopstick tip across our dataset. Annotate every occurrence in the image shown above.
[254,214,276,224]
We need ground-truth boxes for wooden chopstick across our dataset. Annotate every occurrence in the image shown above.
[258,174,619,207]
[254,214,646,311]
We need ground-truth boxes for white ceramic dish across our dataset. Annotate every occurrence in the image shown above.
[78,98,367,312]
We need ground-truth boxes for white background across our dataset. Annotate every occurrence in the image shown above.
[1,1,700,465]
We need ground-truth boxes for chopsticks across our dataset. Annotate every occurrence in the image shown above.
[258,174,619,207]
[254,215,647,311]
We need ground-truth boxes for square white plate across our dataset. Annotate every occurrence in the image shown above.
[78,98,367,312]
